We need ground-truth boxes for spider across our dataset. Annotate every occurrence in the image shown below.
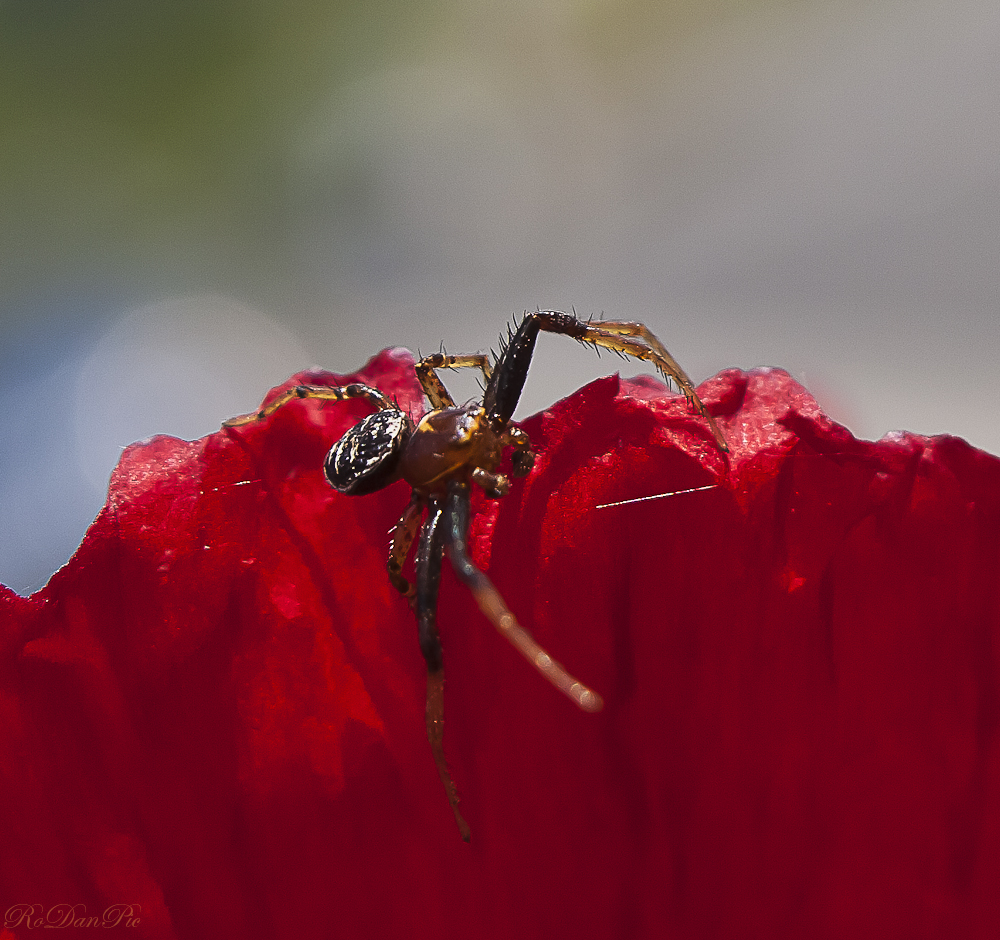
[224,310,728,840]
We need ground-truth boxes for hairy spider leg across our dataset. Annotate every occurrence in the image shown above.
[483,311,728,453]
[222,383,395,427]
[415,499,471,842]
[387,492,424,603]
[415,353,493,410]
[584,319,729,453]
[444,481,604,713]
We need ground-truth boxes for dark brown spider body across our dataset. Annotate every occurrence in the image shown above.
[224,311,728,842]
[400,406,505,496]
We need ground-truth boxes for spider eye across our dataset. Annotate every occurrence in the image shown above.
[324,409,411,496]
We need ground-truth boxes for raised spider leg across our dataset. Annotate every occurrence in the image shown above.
[415,499,471,842]
[386,492,424,604]
[415,353,493,410]
[484,311,728,453]
[444,481,603,713]
[223,383,395,427]
[582,319,729,453]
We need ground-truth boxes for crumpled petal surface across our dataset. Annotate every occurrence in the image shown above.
[2,349,999,939]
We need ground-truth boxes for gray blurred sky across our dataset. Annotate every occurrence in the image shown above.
[2,0,997,594]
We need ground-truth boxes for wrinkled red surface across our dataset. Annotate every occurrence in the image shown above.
[2,349,1000,939]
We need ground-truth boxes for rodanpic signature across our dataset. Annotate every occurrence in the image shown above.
[4,902,141,930]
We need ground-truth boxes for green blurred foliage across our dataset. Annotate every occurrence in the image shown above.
[0,0,752,328]
[0,1,422,313]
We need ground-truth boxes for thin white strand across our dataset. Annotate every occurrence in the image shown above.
[595,484,716,510]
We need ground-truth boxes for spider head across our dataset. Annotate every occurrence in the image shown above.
[400,404,504,496]
[324,408,413,496]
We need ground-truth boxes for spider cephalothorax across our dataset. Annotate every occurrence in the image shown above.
[225,310,729,840]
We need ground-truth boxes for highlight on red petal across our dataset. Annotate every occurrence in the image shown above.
[1,350,999,939]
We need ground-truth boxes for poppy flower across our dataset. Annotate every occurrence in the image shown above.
[1,349,999,939]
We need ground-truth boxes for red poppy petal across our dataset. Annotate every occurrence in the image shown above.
[2,352,999,939]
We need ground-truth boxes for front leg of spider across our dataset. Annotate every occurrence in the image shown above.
[413,498,471,841]
[484,310,729,453]
[443,481,602,712]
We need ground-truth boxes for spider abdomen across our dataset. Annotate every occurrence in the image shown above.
[324,409,412,496]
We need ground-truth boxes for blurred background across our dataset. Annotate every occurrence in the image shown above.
[2,0,997,594]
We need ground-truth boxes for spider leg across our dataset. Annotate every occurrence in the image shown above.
[443,481,603,713]
[416,354,493,410]
[223,383,394,427]
[578,319,729,453]
[415,499,471,842]
[484,311,728,453]
[386,491,424,604]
